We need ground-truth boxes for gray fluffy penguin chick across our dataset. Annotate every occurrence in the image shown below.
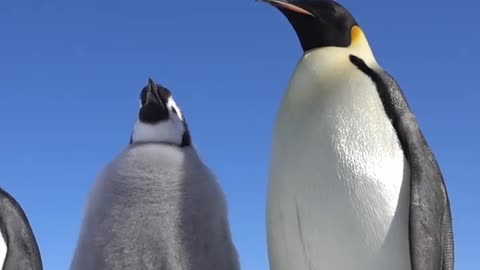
[70,78,240,270]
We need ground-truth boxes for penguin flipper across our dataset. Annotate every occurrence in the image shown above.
[377,71,455,270]
[0,188,43,270]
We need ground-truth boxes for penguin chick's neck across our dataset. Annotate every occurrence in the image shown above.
[130,80,192,147]
[131,118,189,147]
[131,96,191,147]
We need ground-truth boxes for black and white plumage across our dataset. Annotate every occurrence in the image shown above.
[0,187,43,270]
[351,57,455,270]
[130,78,191,147]
[70,78,240,270]
[261,1,454,270]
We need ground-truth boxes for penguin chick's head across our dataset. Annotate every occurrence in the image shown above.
[261,0,367,53]
[130,78,191,147]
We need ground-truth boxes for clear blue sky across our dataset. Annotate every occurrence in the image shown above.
[0,0,478,269]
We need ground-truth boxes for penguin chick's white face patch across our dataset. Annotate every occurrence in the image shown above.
[166,96,183,121]
[132,96,186,146]
[0,230,7,270]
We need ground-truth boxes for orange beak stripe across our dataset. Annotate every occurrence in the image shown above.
[267,0,313,16]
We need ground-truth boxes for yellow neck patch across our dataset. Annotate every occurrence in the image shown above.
[351,26,366,46]
[347,25,378,68]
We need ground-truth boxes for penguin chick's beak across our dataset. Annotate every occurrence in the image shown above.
[146,77,166,109]
[139,78,169,123]
[258,0,313,16]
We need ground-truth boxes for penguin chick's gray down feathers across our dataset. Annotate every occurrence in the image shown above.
[70,79,240,270]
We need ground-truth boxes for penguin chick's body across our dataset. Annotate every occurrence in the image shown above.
[70,79,240,270]
[262,1,454,270]
[0,188,43,270]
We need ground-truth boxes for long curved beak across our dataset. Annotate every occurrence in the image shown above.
[257,0,313,16]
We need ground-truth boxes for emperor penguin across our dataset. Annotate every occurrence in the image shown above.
[0,187,43,270]
[70,78,240,270]
[261,1,454,270]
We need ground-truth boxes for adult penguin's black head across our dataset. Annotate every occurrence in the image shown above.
[261,0,363,52]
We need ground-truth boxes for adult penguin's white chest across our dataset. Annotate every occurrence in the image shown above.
[268,49,412,270]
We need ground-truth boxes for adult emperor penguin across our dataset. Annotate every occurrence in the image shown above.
[261,1,454,270]
[70,78,240,270]
[0,187,43,270]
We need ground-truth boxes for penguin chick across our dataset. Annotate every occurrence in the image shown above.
[70,78,240,270]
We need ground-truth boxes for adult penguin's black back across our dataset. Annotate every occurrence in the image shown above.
[261,1,454,269]
[375,71,454,270]
[0,187,43,270]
